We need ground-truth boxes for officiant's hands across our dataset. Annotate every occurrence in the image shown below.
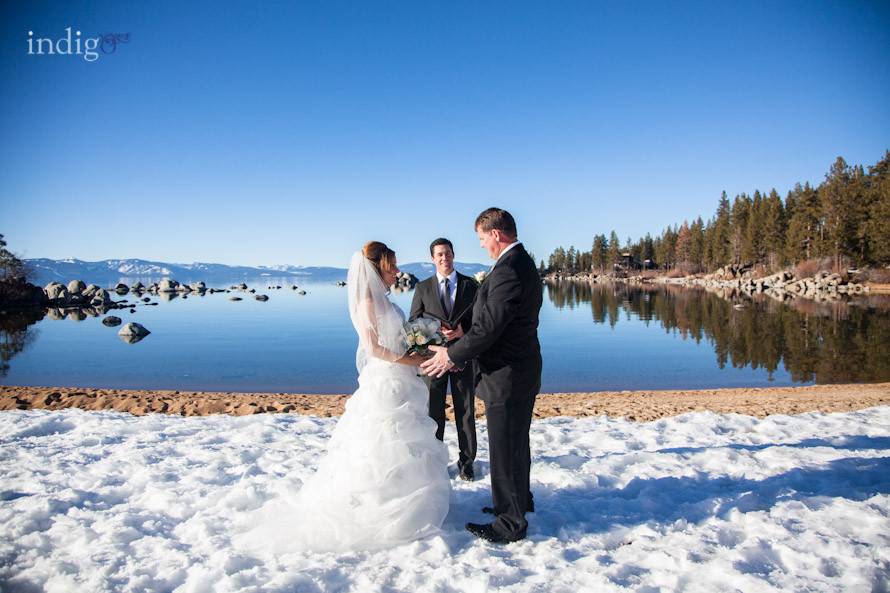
[420,345,455,378]
[441,325,464,341]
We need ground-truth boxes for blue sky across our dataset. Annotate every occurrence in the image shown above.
[1,1,888,267]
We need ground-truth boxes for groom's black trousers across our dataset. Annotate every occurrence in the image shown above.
[484,369,540,539]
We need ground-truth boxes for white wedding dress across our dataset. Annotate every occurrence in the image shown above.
[234,253,451,554]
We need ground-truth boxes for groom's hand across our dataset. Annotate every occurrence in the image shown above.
[420,345,454,378]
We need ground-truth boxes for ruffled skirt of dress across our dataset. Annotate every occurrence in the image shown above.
[233,359,451,555]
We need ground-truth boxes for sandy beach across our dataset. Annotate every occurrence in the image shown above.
[2,382,888,421]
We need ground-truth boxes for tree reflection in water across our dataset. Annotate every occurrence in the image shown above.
[0,310,43,378]
[546,281,890,384]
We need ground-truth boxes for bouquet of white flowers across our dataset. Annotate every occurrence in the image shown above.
[404,317,445,355]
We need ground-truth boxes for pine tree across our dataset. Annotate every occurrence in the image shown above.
[785,182,821,263]
[655,226,678,269]
[675,221,692,270]
[578,250,592,273]
[607,231,620,270]
[690,217,705,272]
[762,189,786,269]
[642,233,655,267]
[730,194,751,264]
[711,192,732,267]
[743,190,764,264]
[591,235,607,272]
[566,246,578,274]
[849,165,870,266]
[629,238,643,267]
[0,235,27,282]
[548,247,568,273]
[820,156,858,270]
[866,151,890,264]
[703,218,715,269]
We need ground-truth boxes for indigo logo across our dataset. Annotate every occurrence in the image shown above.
[27,27,130,62]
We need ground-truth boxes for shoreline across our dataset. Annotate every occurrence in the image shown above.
[2,382,889,421]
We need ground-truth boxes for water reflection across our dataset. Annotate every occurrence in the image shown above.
[3,280,890,390]
[2,303,120,375]
[0,310,42,377]
[546,281,890,384]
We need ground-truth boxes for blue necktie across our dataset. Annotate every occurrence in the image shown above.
[441,278,452,317]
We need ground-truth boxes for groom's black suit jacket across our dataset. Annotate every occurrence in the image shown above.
[448,244,543,404]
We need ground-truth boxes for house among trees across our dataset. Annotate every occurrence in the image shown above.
[616,252,641,271]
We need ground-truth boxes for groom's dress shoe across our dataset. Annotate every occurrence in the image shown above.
[466,522,525,544]
[458,466,474,481]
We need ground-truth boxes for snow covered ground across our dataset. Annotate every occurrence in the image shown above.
[1,407,888,593]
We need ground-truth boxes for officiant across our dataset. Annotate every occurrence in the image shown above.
[409,238,478,481]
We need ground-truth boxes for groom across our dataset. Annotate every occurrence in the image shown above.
[421,207,543,544]
[409,237,478,481]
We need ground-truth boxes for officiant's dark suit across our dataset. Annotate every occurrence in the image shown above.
[447,218,543,542]
[409,251,478,479]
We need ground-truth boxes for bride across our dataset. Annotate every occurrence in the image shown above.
[234,241,451,554]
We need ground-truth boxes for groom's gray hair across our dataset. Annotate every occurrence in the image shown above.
[475,207,517,238]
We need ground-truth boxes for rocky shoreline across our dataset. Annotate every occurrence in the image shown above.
[2,382,888,421]
[547,264,884,303]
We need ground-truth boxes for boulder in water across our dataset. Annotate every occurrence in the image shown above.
[158,279,179,293]
[91,289,112,306]
[44,282,69,302]
[67,280,86,294]
[118,322,150,340]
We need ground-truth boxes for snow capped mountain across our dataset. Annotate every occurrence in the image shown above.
[24,258,489,286]
[399,261,489,278]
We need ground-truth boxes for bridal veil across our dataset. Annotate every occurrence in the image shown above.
[347,250,408,371]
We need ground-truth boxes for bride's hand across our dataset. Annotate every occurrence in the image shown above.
[401,351,432,366]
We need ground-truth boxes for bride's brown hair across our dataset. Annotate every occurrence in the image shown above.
[363,241,397,279]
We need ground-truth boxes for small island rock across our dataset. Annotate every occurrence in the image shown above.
[118,322,150,337]
[158,279,180,293]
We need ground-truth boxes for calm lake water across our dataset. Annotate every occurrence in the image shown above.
[2,279,889,393]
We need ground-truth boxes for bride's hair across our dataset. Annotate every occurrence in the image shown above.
[362,241,397,279]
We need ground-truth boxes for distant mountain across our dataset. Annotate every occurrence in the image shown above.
[24,258,489,287]
[398,262,489,279]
